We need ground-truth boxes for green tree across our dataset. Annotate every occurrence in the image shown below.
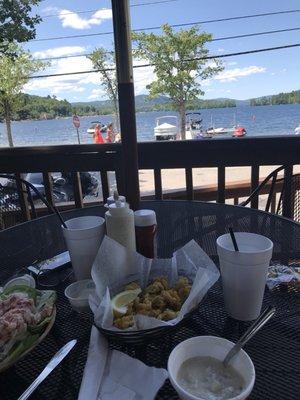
[133,24,223,138]
[0,0,42,55]
[88,48,119,132]
[0,44,47,147]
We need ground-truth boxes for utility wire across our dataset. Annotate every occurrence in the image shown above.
[35,26,300,61]
[41,0,179,18]
[29,43,300,79]
[30,9,300,42]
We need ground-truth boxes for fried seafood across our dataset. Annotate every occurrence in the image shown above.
[112,276,192,329]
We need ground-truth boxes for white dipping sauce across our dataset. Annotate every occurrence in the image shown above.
[177,356,245,400]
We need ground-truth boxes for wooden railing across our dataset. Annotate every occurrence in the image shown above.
[1,135,300,225]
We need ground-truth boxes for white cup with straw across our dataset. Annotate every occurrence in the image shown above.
[62,216,105,280]
[217,230,273,321]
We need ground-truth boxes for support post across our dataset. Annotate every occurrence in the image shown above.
[111,0,140,210]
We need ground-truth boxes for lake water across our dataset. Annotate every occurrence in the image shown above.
[0,104,299,147]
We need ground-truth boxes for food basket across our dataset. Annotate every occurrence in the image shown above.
[91,237,220,345]
[94,307,197,345]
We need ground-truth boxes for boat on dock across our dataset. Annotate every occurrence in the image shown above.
[154,116,178,141]
[185,112,203,139]
[153,113,246,140]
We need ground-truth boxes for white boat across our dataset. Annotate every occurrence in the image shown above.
[206,114,236,135]
[295,125,300,134]
[154,116,178,140]
[206,127,235,135]
[87,121,102,134]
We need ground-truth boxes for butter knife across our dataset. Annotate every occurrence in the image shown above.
[18,339,77,400]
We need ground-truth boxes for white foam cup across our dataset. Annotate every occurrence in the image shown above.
[62,216,105,280]
[217,232,273,321]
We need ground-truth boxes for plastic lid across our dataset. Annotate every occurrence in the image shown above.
[134,209,157,227]
[4,274,36,291]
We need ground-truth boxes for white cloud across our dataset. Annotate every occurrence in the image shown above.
[88,88,106,100]
[217,48,225,52]
[215,66,266,82]
[23,56,95,95]
[59,8,112,30]
[133,60,156,95]
[41,6,60,14]
[33,46,86,59]
[226,61,237,66]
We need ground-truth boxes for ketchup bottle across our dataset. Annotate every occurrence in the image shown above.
[134,210,157,258]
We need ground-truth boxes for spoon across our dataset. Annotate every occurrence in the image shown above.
[223,306,276,367]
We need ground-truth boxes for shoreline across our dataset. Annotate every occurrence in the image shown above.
[1,102,299,125]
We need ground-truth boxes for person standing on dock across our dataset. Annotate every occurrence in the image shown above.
[93,124,105,144]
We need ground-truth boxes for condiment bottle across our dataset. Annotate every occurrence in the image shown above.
[134,209,157,258]
[105,193,136,251]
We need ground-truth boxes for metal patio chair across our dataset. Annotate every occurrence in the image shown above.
[0,174,61,229]
[240,165,300,221]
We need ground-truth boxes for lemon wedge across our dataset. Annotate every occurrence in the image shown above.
[111,288,141,317]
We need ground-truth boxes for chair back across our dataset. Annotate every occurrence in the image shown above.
[240,165,299,220]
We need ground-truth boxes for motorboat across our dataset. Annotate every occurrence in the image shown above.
[232,126,247,137]
[206,126,235,135]
[185,112,203,139]
[295,125,300,134]
[206,113,234,135]
[87,121,102,134]
[154,116,178,140]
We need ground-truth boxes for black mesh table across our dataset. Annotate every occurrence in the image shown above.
[0,201,299,400]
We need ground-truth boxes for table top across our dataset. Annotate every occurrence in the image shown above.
[0,201,299,400]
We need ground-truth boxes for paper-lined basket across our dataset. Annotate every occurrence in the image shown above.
[90,236,219,344]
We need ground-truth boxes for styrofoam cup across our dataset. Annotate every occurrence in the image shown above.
[62,216,105,280]
[217,232,273,321]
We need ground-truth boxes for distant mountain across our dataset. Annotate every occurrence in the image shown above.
[71,94,251,109]
[72,95,171,108]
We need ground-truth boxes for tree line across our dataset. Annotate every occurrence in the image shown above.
[250,90,300,106]
[0,94,236,122]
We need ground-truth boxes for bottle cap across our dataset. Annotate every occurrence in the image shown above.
[134,209,157,227]
[108,201,129,216]
[106,195,126,206]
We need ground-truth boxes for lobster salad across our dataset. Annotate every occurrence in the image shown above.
[0,285,56,369]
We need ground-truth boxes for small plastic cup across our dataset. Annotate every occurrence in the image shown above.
[217,232,273,321]
[65,279,95,312]
[62,216,105,280]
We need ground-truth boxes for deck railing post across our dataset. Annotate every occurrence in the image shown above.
[111,0,140,210]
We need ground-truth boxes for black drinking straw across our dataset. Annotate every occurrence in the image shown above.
[229,227,239,251]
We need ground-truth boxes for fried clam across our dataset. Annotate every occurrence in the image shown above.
[145,280,165,295]
[177,285,192,301]
[161,289,181,311]
[113,315,134,329]
[158,309,179,321]
[112,276,192,329]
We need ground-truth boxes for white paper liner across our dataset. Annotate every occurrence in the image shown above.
[90,236,220,331]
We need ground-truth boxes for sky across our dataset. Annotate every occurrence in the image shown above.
[23,0,300,102]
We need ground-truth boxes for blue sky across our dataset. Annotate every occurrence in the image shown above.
[23,0,300,102]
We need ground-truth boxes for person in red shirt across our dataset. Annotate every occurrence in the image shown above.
[93,124,105,144]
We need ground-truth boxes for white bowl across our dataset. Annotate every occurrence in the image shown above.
[168,336,255,400]
[64,279,95,312]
